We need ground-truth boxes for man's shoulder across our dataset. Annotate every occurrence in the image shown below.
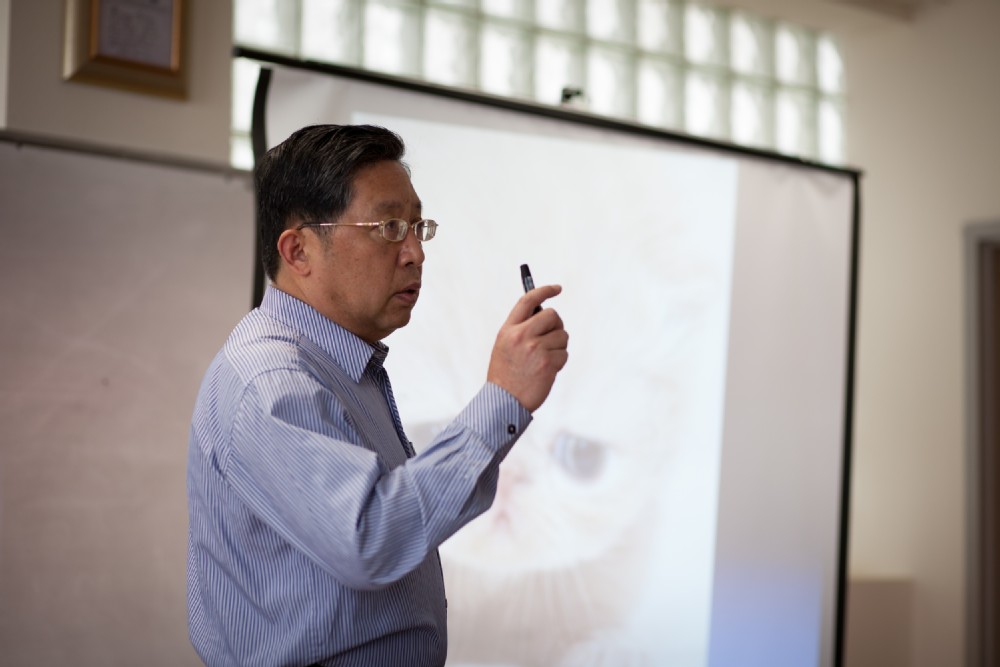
[223,310,307,376]
[222,309,345,385]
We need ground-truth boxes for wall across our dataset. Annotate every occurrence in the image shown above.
[0,142,254,667]
[842,0,1000,665]
[0,1,241,665]
[4,0,232,164]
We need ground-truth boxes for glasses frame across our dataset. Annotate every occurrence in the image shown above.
[297,218,438,242]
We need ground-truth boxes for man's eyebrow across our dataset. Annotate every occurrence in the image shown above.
[372,199,422,216]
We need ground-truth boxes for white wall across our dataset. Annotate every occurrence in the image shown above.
[843,0,1000,665]
[4,0,232,163]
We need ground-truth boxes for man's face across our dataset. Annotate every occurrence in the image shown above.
[305,160,425,343]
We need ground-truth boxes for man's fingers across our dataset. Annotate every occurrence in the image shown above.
[524,317,569,349]
[540,328,570,352]
[488,285,569,412]
[506,284,562,325]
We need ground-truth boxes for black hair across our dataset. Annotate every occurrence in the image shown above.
[255,124,406,280]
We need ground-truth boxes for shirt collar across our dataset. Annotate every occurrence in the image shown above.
[259,285,388,382]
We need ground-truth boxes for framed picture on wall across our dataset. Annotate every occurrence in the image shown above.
[63,0,186,99]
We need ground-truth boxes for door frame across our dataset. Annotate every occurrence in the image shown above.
[965,221,1000,667]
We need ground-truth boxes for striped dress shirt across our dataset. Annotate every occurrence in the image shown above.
[187,286,531,666]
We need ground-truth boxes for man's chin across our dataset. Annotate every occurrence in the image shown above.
[377,311,414,340]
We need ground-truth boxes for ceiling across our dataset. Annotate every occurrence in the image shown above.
[823,0,945,20]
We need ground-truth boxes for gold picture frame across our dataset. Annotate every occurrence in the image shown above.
[63,0,186,99]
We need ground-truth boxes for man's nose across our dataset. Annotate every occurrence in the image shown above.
[399,228,425,267]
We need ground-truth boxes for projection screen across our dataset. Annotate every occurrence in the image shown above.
[246,52,859,667]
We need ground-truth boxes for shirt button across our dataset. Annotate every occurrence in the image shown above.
[507,424,516,435]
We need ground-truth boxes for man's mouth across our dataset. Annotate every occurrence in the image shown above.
[395,282,421,304]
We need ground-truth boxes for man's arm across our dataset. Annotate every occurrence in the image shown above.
[222,373,528,590]
[219,285,567,590]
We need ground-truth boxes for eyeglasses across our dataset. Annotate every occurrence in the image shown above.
[297,218,438,242]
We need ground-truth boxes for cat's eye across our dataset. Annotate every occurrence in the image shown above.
[551,431,606,481]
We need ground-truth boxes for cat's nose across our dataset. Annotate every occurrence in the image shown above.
[496,464,529,503]
[501,461,529,485]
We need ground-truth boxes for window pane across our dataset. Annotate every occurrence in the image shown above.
[685,4,727,67]
[817,34,844,94]
[536,0,584,32]
[637,0,681,54]
[588,45,635,118]
[234,0,298,54]
[482,0,533,21]
[776,23,816,86]
[818,96,845,164]
[732,78,774,148]
[481,21,533,98]
[363,1,422,77]
[230,0,846,166]
[231,134,255,170]
[776,87,817,157]
[686,68,730,139]
[428,0,476,8]
[730,11,772,77]
[535,33,585,105]
[636,57,682,129]
[302,0,361,65]
[231,58,262,133]
[424,9,477,87]
[587,0,635,44]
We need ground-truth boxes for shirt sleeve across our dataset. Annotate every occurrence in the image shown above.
[222,368,531,590]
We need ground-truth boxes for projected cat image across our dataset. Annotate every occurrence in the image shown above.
[405,365,690,667]
[378,114,738,666]
[397,257,726,666]
[397,252,729,666]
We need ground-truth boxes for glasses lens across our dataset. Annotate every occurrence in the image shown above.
[382,219,408,241]
[415,220,438,241]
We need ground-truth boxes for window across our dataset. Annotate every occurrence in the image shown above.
[231,0,846,169]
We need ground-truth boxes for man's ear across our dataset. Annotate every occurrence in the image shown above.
[276,228,312,277]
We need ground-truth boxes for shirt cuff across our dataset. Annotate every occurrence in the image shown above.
[454,382,532,453]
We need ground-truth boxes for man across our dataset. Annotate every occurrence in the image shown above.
[186,124,569,666]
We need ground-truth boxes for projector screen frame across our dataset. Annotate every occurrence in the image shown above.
[234,45,861,667]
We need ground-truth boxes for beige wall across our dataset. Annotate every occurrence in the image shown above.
[0,141,254,667]
[2,0,997,665]
[0,2,239,665]
[4,0,232,163]
[843,0,1000,665]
